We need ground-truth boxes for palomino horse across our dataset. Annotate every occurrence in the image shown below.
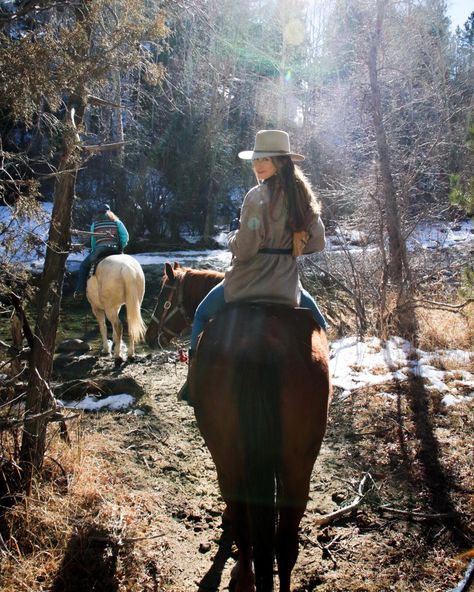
[146,263,331,592]
[86,254,146,363]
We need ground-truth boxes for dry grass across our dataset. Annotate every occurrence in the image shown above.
[416,303,474,351]
[0,417,170,592]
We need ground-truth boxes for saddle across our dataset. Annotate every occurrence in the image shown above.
[204,302,318,360]
[89,248,120,277]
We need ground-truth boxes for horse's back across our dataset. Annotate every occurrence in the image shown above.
[96,254,143,277]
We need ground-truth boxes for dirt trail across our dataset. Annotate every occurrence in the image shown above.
[56,350,473,592]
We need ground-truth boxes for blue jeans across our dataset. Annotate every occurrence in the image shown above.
[190,282,327,352]
[75,246,119,293]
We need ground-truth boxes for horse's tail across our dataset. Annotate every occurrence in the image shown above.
[123,266,146,344]
[235,349,281,590]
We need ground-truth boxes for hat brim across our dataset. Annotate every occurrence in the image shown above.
[238,150,304,162]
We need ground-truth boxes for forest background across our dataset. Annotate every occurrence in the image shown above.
[1,0,473,306]
[0,0,473,488]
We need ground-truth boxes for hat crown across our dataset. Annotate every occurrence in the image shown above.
[238,129,304,161]
[253,130,291,154]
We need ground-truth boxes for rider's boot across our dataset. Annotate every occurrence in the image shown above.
[177,350,195,404]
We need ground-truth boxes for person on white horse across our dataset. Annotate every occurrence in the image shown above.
[74,203,129,301]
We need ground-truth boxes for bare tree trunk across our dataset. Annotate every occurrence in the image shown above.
[111,69,129,222]
[368,0,405,285]
[368,0,417,336]
[20,95,85,492]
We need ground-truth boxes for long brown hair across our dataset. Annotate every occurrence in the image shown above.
[266,156,320,232]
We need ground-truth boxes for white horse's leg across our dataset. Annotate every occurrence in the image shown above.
[92,306,111,355]
[106,306,124,361]
[128,332,136,360]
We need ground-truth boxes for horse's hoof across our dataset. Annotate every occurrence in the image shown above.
[127,355,136,363]
[230,562,255,592]
[114,357,124,368]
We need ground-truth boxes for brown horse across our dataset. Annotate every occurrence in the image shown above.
[146,262,331,592]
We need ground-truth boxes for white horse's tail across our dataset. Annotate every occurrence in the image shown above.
[123,265,146,344]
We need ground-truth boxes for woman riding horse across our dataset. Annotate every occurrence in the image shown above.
[74,203,129,301]
[145,263,330,590]
[179,129,327,401]
[145,132,331,590]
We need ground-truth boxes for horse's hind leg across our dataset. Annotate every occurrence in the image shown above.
[226,501,255,592]
[92,307,111,356]
[276,504,306,592]
[107,307,124,362]
[127,336,136,360]
[276,458,316,592]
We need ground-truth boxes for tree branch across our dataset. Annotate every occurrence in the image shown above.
[313,473,374,526]
[83,141,131,153]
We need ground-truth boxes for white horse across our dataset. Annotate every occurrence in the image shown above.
[86,254,146,363]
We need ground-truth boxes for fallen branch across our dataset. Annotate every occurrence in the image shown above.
[0,407,56,431]
[71,229,115,238]
[378,505,456,521]
[0,410,78,434]
[313,473,373,526]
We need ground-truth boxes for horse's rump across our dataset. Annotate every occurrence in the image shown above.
[194,303,328,407]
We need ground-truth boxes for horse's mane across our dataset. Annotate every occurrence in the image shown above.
[182,267,224,280]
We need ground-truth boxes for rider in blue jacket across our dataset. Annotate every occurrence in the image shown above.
[74,204,129,300]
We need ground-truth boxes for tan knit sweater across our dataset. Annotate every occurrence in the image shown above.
[223,183,325,306]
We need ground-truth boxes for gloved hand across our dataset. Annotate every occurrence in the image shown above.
[229,217,240,231]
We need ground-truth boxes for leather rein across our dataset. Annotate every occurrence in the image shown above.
[151,271,193,348]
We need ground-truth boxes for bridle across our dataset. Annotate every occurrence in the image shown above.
[151,271,193,348]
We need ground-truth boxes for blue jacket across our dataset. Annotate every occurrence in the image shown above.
[90,216,129,251]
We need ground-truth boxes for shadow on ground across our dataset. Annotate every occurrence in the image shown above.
[51,523,119,592]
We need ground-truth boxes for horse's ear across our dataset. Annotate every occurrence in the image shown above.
[164,262,175,281]
[173,262,180,269]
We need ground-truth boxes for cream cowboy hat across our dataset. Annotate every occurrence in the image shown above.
[238,129,305,161]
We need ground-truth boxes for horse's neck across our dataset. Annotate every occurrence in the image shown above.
[185,271,223,314]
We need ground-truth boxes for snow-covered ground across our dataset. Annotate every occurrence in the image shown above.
[58,335,473,412]
[330,336,473,407]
